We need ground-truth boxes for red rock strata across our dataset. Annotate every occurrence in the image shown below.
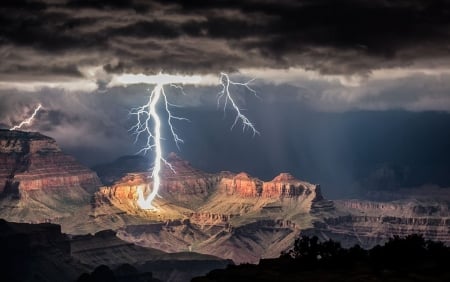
[0,129,101,195]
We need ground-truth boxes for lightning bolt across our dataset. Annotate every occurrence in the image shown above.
[131,73,257,210]
[218,72,259,135]
[10,104,43,131]
[130,83,188,210]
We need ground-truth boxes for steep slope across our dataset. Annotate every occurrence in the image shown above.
[71,229,231,282]
[117,219,299,264]
[0,129,101,222]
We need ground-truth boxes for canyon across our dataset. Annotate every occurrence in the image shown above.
[0,130,449,280]
[92,152,328,263]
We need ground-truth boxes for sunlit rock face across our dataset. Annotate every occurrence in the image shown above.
[214,171,320,198]
[94,153,328,263]
[0,129,101,222]
[95,153,220,218]
[96,153,325,217]
[220,172,262,197]
[95,155,450,263]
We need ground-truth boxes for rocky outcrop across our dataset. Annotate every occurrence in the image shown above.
[0,130,102,224]
[220,172,262,197]
[92,157,328,263]
[159,153,217,201]
[263,173,312,198]
[187,212,234,225]
[95,156,325,221]
[219,171,320,199]
[338,199,450,217]
[95,172,146,205]
[97,153,216,201]
[0,129,101,195]
[305,198,450,248]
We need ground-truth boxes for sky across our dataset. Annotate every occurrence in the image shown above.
[1,0,450,198]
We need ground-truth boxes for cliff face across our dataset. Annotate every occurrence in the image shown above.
[303,197,450,248]
[158,153,217,203]
[0,129,101,194]
[96,155,324,219]
[95,153,219,219]
[219,172,318,199]
[0,130,101,222]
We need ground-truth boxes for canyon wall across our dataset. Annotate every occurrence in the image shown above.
[219,172,321,200]
[303,198,450,248]
[94,154,328,263]
[0,129,101,194]
[0,130,102,223]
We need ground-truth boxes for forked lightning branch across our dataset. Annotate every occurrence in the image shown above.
[130,72,258,210]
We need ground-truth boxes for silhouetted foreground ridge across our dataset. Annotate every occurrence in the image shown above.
[193,234,450,282]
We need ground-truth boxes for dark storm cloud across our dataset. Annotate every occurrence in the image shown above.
[1,0,450,78]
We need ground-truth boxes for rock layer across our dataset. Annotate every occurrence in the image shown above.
[219,172,318,199]
[0,130,101,223]
[94,153,325,263]
[303,197,450,248]
[96,155,323,219]
[0,129,101,194]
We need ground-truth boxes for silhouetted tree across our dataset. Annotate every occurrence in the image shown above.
[370,234,427,270]
[197,234,450,282]
[346,244,367,262]
[286,235,344,263]
[319,239,343,260]
[288,235,321,261]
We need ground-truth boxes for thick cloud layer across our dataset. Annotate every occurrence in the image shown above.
[1,1,450,196]
[2,0,450,78]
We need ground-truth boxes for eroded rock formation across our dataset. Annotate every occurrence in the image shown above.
[303,197,450,248]
[0,130,101,222]
[0,129,101,194]
[93,153,327,263]
[219,172,320,199]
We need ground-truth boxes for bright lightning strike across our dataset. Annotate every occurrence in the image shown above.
[130,83,188,210]
[10,104,43,131]
[130,73,258,210]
